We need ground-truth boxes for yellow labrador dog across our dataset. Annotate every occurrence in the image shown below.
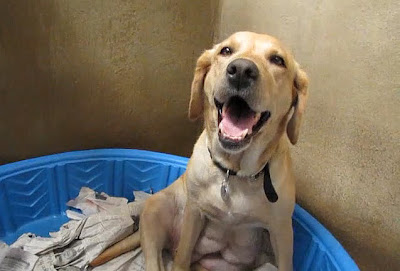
[91,31,309,271]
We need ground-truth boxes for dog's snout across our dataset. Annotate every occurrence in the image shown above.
[226,58,259,90]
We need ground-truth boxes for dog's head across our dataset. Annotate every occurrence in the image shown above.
[189,32,308,155]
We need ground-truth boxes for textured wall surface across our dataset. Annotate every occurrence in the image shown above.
[216,1,399,270]
[0,1,216,163]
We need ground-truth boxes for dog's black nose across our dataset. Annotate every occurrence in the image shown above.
[226,58,259,90]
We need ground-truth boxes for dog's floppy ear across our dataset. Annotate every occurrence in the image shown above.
[287,64,309,145]
[188,49,213,121]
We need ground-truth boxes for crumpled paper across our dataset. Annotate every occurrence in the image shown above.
[1,188,149,270]
[0,187,276,271]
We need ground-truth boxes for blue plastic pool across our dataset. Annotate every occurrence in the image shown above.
[0,149,358,270]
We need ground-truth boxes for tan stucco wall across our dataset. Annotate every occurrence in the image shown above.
[0,1,216,163]
[215,1,399,270]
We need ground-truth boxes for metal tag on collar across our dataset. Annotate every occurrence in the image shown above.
[220,169,230,201]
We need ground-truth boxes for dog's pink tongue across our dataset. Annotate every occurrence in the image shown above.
[219,110,258,138]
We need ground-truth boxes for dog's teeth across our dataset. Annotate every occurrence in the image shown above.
[241,129,248,138]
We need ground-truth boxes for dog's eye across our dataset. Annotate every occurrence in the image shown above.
[219,47,233,56]
[269,55,286,68]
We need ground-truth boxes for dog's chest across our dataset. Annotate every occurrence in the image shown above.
[194,173,270,225]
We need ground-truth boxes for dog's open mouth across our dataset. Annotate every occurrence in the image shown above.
[215,96,270,145]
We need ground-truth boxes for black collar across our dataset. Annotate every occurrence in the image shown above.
[208,148,278,203]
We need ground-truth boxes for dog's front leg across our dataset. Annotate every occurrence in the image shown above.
[269,219,293,271]
[172,201,205,271]
[141,192,176,271]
